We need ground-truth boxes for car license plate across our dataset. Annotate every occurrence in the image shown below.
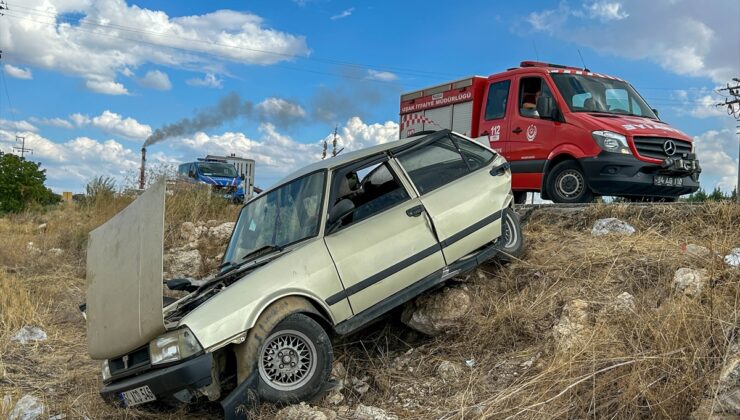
[654,175,683,187]
[120,385,156,407]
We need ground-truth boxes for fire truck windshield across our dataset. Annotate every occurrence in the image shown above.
[197,162,238,178]
[551,74,657,120]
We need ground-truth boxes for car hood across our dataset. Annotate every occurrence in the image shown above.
[86,179,166,359]
[570,113,692,142]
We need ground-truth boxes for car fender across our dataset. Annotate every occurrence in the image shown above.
[540,144,587,190]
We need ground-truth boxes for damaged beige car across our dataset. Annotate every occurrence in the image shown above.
[86,130,523,419]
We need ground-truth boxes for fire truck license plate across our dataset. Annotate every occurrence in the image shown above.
[120,385,156,407]
[654,176,683,187]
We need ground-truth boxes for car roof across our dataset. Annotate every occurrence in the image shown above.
[272,130,446,187]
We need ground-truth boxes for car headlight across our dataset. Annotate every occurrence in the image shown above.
[149,328,203,366]
[102,360,111,381]
[592,130,631,155]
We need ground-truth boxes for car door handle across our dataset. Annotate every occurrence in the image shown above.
[406,205,424,217]
[512,127,522,134]
[490,161,511,176]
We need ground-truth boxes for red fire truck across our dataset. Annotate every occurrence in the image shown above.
[399,61,701,203]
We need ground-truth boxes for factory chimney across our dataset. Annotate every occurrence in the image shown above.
[139,147,146,190]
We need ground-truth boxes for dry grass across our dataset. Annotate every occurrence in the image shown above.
[1,199,738,419]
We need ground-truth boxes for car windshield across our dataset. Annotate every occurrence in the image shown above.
[223,171,326,265]
[550,74,657,119]
[197,162,238,178]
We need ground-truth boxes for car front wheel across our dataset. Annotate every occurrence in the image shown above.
[257,313,333,404]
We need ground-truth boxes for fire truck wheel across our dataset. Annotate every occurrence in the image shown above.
[547,161,594,204]
[513,191,528,205]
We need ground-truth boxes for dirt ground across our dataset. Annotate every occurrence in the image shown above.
[1,198,738,419]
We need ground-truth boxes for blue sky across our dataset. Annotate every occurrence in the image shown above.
[0,0,738,193]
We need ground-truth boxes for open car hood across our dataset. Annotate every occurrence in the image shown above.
[86,179,166,359]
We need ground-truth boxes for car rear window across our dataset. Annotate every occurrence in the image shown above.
[397,136,471,195]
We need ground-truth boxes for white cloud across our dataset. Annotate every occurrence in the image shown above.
[86,80,130,96]
[70,113,91,126]
[255,97,306,127]
[331,8,354,20]
[2,0,309,95]
[186,73,223,88]
[29,117,74,129]
[526,0,740,83]
[3,64,33,80]
[89,111,152,140]
[137,70,172,90]
[329,117,399,151]
[584,1,629,21]
[366,70,399,82]
[693,129,738,192]
[0,119,38,132]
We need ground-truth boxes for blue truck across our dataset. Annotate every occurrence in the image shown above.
[177,158,246,202]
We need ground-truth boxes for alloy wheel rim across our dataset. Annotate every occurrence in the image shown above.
[258,329,317,391]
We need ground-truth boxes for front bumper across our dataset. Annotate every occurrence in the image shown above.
[100,353,213,406]
[579,152,700,197]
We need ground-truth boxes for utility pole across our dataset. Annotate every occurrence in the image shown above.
[331,125,338,157]
[13,135,32,158]
[716,79,740,203]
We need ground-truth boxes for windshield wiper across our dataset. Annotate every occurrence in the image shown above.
[241,244,283,263]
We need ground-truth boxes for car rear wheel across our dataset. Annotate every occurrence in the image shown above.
[496,208,523,261]
[257,313,332,404]
[547,161,594,203]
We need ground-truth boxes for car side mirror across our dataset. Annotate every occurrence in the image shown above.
[188,170,195,178]
[652,108,659,118]
[327,199,355,228]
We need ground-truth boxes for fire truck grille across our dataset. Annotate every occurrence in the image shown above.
[109,346,150,376]
[633,137,692,160]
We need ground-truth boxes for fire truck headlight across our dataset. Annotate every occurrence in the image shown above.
[592,131,631,155]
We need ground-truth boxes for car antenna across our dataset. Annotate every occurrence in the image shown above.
[577,49,590,72]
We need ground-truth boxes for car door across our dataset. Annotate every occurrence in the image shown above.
[508,75,560,190]
[323,155,446,315]
[394,134,510,265]
[476,77,512,157]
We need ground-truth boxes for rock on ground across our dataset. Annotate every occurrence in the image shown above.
[352,404,398,420]
[8,394,44,420]
[276,402,336,420]
[180,221,207,243]
[164,248,202,278]
[672,268,708,298]
[401,287,471,336]
[716,356,740,415]
[553,299,591,350]
[11,326,47,344]
[611,292,636,313]
[208,222,235,242]
[591,218,636,237]
[725,248,740,268]
[436,360,465,382]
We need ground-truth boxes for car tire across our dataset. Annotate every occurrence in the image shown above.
[257,313,333,404]
[496,208,524,262]
[513,191,528,205]
[547,160,594,203]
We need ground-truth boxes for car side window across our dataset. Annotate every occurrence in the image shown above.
[328,159,410,231]
[484,80,511,120]
[519,76,556,119]
[454,136,495,171]
[397,136,470,195]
